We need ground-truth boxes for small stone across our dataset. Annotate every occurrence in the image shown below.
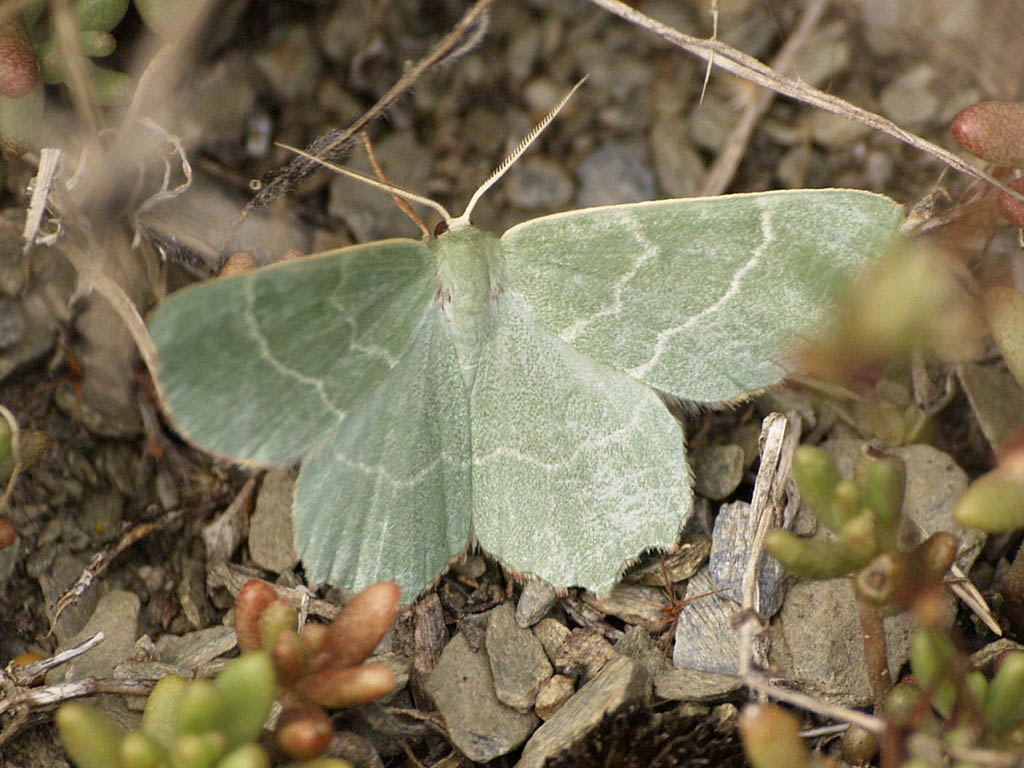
[625,538,711,587]
[583,584,671,630]
[879,65,939,126]
[692,444,745,500]
[650,115,705,198]
[515,656,649,768]
[248,468,299,574]
[534,618,571,662]
[788,21,850,88]
[808,110,873,147]
[672,567,742,677]
[772,577,915,706]
[486,603,554,712]
[552,628,616,680]
[177,555,210,630]
[709,500,786,617]
[506,25,541,81]
[58,589,140,682]
[425,633,538,762]
[653,666,743,701]
[154,626,237,669]
[517,579,557,627]
[254,25,321,101]
[38,552,98,643]
[79,490,124,546]
[0,297,25,348]
[327,130,429,242]
[535,674,575,720]
[688,94,736,154]
[505,155,575,210]
[958,363,1024,450]
[576,141,655,208]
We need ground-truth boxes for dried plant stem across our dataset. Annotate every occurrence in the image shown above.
[701,0,828,195]
[855,594,892,707]
[60,238,160,382]
[587,0,1024,205]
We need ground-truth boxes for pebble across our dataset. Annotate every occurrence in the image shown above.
[692,444,745,500]
[506,25,542,82]
[327,129,431,242]
[625,538,710,587]
[672,567,742,676]
[808,110,873,147]
[535,674,575,720]
[425,632,538,762]
[0,297,25,349]
[516,579,557,627]
[56,589,140,683]
[38,551,98,643]
[957,363,1024,450]
[79,490,124,546]
[772,577,916,706]
[515,656,649,768]
[505,155,575,210]
[154,626,238,669]
[709,500,787,617]
[879,64,939,126]
[688,93,737,155]
[650,115,705,198]
[820,440,982,571]
[248,468,299,574]
[486,603,554,712]
[788,21,850,89]
[575,141,656,208]
[254,25,322,101]
[552,628,617,680]
[534,617,571,662]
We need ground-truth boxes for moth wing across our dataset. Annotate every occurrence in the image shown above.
[149,239,436,464]
[500,189,903,402]
[470,294,691,594]
[295,305,472,601]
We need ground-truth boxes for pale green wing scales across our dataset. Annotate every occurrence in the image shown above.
[470,293,691,594]
[148,239,435,464]
[295,304,472,599]
[500,189,904,402]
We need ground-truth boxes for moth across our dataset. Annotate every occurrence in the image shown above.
[148,88,903,601]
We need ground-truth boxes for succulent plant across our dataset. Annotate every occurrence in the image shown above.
[56,651,356,768]
[0,0,188,151]
[233,579,399,761]
[767,444,957,604]
[766,443,958,706]
[883,628,1024,759]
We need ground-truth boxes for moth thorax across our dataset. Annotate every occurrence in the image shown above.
[431,226,502,388]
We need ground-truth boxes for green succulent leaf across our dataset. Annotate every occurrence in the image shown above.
[56,702,126,768]
[213,652,276,748]
[985,651,1024,734]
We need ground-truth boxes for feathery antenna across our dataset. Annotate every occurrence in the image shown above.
[450,76,587,229]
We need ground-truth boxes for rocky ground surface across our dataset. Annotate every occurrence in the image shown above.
[2,0,1024,766]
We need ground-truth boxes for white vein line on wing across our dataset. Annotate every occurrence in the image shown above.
[472,396,650,471]
[244,279,346,421]
[628,204,774,380]
[325,290,403,368]
[333,450,470,489]
[561,212,656,344]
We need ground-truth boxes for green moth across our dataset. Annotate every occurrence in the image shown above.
[149,105,903,602]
